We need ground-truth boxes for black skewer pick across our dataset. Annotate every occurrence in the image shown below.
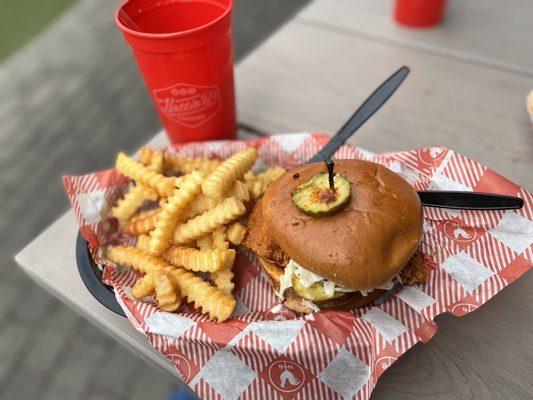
[325,159,335,190]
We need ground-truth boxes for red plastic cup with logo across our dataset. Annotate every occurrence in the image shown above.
[116,0,236,143]
[394,0,446,28]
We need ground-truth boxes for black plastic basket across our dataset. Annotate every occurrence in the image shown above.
[75,232,126,317]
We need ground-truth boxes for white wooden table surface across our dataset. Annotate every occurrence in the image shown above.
[16,1,533,399]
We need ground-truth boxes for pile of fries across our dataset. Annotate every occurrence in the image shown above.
[106,147,285,322]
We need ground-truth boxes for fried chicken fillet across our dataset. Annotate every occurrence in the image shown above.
[243,198,289,266]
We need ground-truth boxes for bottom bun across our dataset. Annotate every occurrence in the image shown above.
[258,257,387,313]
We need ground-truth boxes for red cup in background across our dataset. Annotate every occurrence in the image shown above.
[394,0,446,28]
[116,0,236,143]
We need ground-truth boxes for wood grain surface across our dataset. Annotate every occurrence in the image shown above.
[300,0,533,76]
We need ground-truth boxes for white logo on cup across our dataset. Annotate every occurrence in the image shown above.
[153,83,222,128]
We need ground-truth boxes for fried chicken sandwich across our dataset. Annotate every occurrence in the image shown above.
[244,159,427,313]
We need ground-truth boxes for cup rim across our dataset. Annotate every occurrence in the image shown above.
[115,0,233,40]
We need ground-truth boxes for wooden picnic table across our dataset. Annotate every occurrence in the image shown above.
[15,1,533,399]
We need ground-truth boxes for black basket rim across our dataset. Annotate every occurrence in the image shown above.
[75,232,126,317]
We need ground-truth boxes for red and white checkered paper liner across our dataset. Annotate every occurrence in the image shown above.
[64,133,533,400]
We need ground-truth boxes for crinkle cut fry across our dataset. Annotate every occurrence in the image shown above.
[132,272,157,298]
[181,194,219,220]
[129,207,160,223]
[197,229,235,295]
[182,180,249,220]
[148,151,164,174]
[210,238,235,294]
[259,166,286,181]
[148,171,203,254]
[139,147,154,165]
[201,148,258,200]
[196,229,234,265]
[128,262,181,311]
[247,180,264,201]
[164,153,220,174]
[246,166,286,199]
[212,227,229,250]
[116,152,177,197]
[228,180,250,202]
[136,234,151,251]
[155,272,182,311]
[196,235,214,250]
[163,245,235,273]
[107,246,235,321]
[122,212,160,235]
[167,267,235,322]
[111,150,165,223]
[210,269,235,296]
[106,246,167,274]
[111,184,159,223]
[226,222,247,245]
[173,197,246,244]
[139,147,164,172]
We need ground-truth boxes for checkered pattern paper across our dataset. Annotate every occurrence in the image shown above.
[64,133,533,400]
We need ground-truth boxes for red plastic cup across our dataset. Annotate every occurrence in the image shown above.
[116,0,236,143]
[394,0,446,28]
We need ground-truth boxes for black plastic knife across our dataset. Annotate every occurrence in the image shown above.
[417,191,523,210]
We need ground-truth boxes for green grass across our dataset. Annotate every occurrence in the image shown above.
[0,0,78,62]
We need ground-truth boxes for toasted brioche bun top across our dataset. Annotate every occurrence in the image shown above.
[262,159,423,291]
